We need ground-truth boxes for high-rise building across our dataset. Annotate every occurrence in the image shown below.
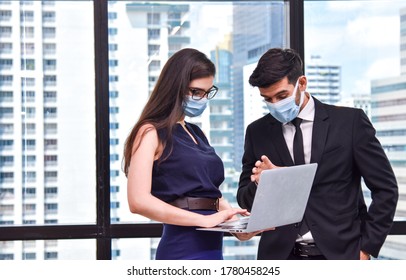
[306,55,341,105]
[231,2,286,171]
[0,1,96,260]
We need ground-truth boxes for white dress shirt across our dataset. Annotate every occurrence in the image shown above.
[281,92,315,242]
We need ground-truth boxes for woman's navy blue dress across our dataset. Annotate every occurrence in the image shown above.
[151,122,224,260]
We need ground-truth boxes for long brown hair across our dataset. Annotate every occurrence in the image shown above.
[122,48,216,176]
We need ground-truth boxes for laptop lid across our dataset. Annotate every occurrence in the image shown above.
[245,163,318,232]
[197,163,318,233]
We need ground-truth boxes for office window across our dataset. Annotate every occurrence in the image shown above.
[0,75,12,86]
[0,107,13,118]
[43,59,56,70]
[108,43,117,51]
[23,204,36,215]
[21,77,35,86]
[0,26,12,37]
[44,107,57,118]
[0,139,13,151]
[0,10,12,21]
[0,123,13,134]
[45,187,58,198]
[23,139,36,150]
[22,123,36,134]
[22,155,36,167]
[21,26,34,38]
[42,11,56,22]
[22,253,36,260]
[21,58,35,70]
[44,139,57,150]
[304,0,406,260]
[42,27,56,38]
[44,75,56,86]
[21,43,35,54]
[22,90,35,102]
[108,59,118,67]
[109,106,118,114]
[108,27,117,36]
[20,10,34,22]
[147,13,160,25]
[147,28,160,40]
[44,91,57,102]
[108,11,117,20]
[109,90,118,98]
[25,107,35,118]
[0,58,12,69]
[44,123,57,134]
[23,172,36,183]
[109,75,118,82]
[43,43,56,55]
[44,155,58,166]
[0,155,13,167]
[0,42,12,53]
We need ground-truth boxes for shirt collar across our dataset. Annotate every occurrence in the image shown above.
[298,92,315,122]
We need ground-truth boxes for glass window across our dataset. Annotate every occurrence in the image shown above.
[304,0,406,260]
[0,0,96,239]
[108,0,288,260]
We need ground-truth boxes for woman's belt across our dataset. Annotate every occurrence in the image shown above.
[169,197,219,211]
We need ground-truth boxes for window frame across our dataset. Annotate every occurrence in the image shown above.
[0,0,405,260]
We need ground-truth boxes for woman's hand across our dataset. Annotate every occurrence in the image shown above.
[199,208,249,228]
[251,155,280,185]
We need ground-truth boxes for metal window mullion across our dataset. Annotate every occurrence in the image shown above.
[94,0,111,260]
[288,0,305,66]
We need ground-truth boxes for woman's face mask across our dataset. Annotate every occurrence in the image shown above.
[264,79,304,123]
[183,96,209,117]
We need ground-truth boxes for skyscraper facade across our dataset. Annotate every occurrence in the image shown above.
[0,0,96,260]
[306,56,341,105]
[231,2,286,171]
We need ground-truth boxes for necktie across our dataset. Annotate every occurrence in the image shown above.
[291,118,308,235]
[291,118,305,165]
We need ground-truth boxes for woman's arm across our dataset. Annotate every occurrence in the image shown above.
[127,124,247,228]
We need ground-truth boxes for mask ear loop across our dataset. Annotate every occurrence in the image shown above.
[296,76,306,108]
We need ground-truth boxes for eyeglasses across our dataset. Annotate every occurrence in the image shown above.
[189,85,218,100]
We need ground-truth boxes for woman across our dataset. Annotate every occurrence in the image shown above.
[123,48,251,260]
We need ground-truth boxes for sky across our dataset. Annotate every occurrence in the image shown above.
[304,1,406,97]
[170,1,406,98]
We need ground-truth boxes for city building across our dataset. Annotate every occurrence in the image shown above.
[305,55,341,105]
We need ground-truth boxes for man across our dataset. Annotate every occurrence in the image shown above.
[237,48,398,260]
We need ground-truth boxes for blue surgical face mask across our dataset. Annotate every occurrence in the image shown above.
[183,96,209,117]
[264,79,304,123]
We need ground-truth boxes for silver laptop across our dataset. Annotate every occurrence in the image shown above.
[197,163,318,233]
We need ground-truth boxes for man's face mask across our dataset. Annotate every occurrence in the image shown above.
[264,79,304,123]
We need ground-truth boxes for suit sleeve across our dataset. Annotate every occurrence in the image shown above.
[353,109,398,257]
[237,124,259,211]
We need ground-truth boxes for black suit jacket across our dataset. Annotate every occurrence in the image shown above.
[237,97,398,259]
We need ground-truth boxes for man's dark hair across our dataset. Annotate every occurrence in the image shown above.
[249,48,304,88]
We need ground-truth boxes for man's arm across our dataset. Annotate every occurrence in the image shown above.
[237,125,259,211]
[353,109,398,258]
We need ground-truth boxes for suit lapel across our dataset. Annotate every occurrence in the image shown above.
[310,98,329,164]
